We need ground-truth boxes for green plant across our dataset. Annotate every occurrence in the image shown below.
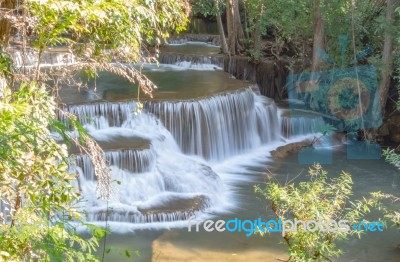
[383,148,400,169]
[255,164,372,262]
[0,1,191,260]
[0,83,108,261]
[1,0,190,97]
[370,192,400,228]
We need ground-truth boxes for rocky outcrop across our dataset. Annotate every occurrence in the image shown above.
[223,57,288,100]
[270,140,313,159]
[138,195,209,215]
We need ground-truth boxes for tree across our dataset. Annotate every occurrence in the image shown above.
[311,0,324,72]
[215,0,229,54]
[192,0,229,54]
[0,83,107,261]
[226,0,244,54]
[192,0,242,55]
[0,0,189,260]
[1,0,190,90]
[0,0,16,46]
[378,0,396,116]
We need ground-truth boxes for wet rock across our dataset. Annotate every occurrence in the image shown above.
[270,140,313,159]
[138,195,209,215]
[223,57,288,100]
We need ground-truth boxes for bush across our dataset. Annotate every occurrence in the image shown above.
[0,83,104,261]
[255,164,372,262]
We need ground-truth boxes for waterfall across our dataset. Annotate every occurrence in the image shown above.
[78,155,223,223]
[60,83,283,225]
[51,40,298,227]
[72,148,156,180]
[254,94,281,143]
[280,111,326,137]
[166,35,221,46]
[146,88,280,161]
[63,87,280,162]
[60,101,137,129]
[9,48,76,68]
[158,54,224,69]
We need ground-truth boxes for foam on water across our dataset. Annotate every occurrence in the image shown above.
[55,57,325,232]
[75,134,316,233]
[146,88,280,162]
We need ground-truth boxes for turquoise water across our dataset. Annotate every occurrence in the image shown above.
[59,66,245,104]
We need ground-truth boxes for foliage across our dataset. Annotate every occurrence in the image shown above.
[27,0,189,52]
[242,0,394,64]
[383,148,400,169]
[0,83,106,261]
[1,0,190,97]
[370,192,400,228]
[380,5,400,227]
[0,0,191,260]
[191,0,225,17]
[255,164,373,261]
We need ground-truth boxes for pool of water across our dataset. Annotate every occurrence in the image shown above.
[59,65,246,104]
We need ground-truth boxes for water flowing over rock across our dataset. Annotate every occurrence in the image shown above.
[158,54,224,69]
[72,148,156,179]
[146,88,280,161]
[63,87,281,162]
[280,113,326,137]
[53,43,324,227]
[9,47,75,68]
[59,83,283,225]
[166,34,221,46]
[60,101,137,129]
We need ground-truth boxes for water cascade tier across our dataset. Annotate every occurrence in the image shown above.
[58,44,326,227]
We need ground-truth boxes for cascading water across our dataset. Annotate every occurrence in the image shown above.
[10,48,75,68]
[67,111,224,224]
[56,42,325,229]
[280,113,326,137]
[61,80,281,226]
[158,53,224,70]
[146,88,280,161]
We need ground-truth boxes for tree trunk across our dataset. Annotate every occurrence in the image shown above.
[252,1,265,60]
[215,1,229,54]
[234,0,245,45]
[0,0,16,48]
[311,0,324,72]
[226,0,236,55]
[378,0,394,116]
[243,2,250,39]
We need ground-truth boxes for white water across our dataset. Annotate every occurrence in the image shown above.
[280,113,326,137]
[10,48,76,68]
[158,54,224,69]
[56,56,327,231]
